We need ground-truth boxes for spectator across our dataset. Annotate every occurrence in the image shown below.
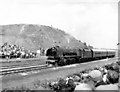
[107,70,119,84]
[48,62,119,91]
[88,70,103,83]
[0,43,36,59]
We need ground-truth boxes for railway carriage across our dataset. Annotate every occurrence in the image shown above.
[107,49,116,58]
[92,49,108,59]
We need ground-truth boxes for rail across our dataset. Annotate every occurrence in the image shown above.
[0,64,51,75]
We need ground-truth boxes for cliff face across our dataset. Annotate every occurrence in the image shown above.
[0,24,86,51]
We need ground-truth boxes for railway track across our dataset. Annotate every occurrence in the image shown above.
[0,57,119,76]
[0,64,52,75]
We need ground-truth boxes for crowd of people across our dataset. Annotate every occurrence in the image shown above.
[48,61,119,91]
[0,42,37,59]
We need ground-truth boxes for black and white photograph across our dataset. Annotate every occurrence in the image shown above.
[0,0,119,91]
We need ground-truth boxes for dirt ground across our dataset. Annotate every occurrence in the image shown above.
[0,56,47,69]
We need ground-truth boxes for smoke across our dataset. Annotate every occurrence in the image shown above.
[65,34,73,43]
[19,25,26,34]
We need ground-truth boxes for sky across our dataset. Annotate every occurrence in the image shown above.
[0,0,119,49]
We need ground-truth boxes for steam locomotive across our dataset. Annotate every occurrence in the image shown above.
[46,46,116,66]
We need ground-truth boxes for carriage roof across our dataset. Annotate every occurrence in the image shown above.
[92,49,107,52]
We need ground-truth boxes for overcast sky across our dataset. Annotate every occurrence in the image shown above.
[0,0,118,49]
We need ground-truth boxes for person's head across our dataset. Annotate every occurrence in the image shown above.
[67,78,75,88]
[110,63,119,72]
[73,75,81,82]
[58,78,67,90]
[107,70,119,84]
[88,70,103,83]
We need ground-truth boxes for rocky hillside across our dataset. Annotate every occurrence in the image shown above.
[0,24,87,51]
